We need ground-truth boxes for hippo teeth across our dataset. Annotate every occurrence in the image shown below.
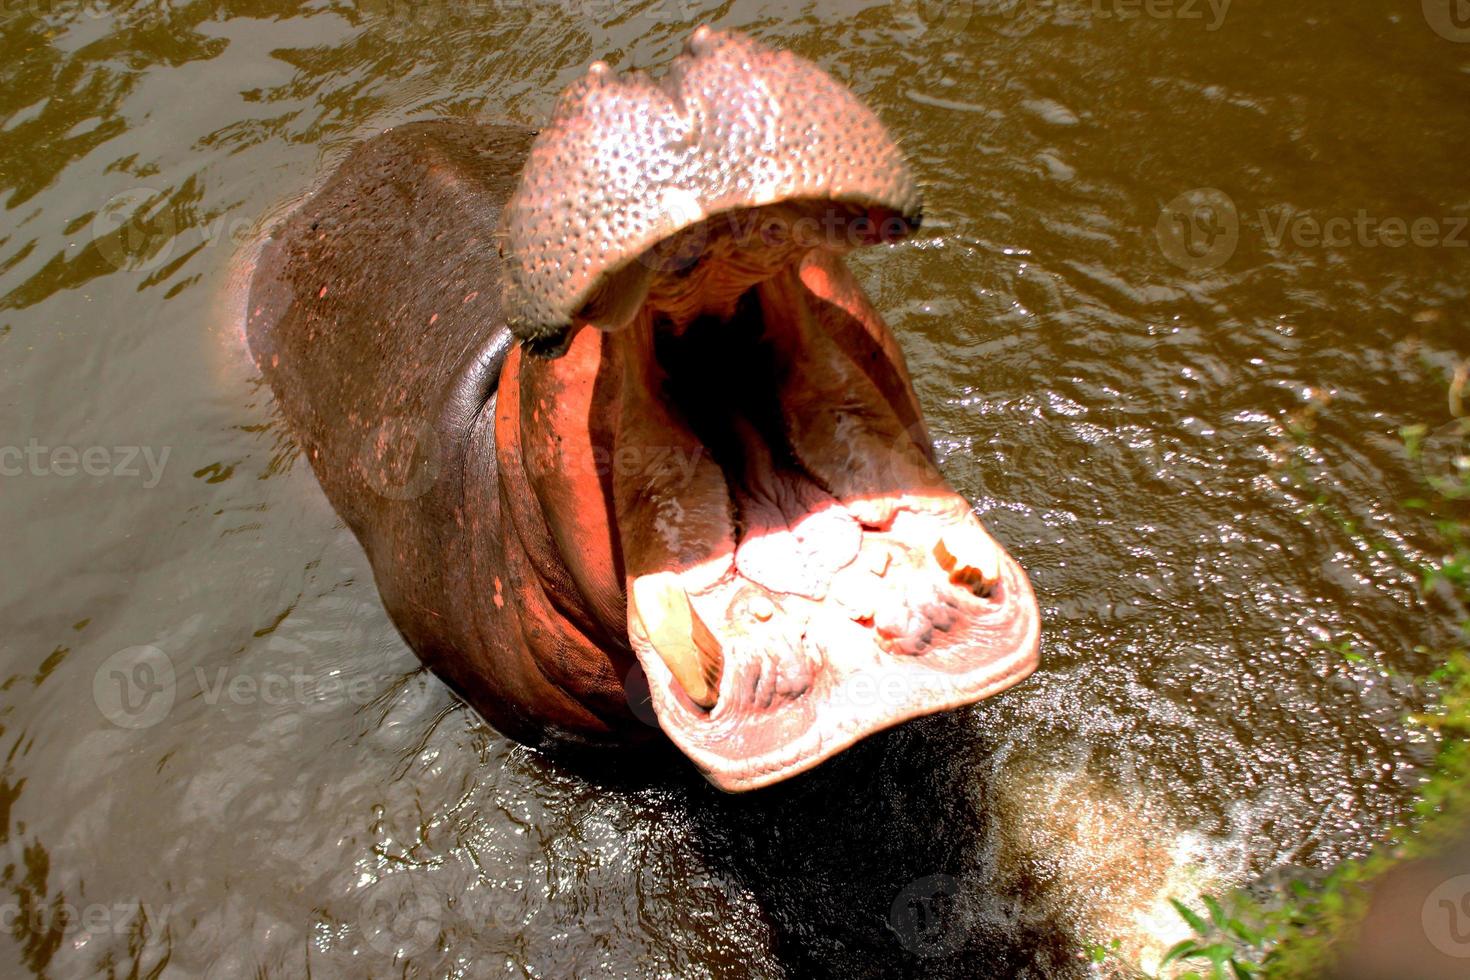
[934,522,1002,597]
[630,572,724,709]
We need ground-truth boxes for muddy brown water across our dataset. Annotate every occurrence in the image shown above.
[2,1,1468,977]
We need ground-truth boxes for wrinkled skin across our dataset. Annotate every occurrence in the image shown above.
[246,28,1040,791]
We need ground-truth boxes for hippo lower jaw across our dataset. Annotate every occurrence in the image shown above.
[605,246,1041,793]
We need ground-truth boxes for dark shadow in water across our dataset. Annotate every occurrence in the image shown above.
[694,717,1055,979]
[538,710,1066,979]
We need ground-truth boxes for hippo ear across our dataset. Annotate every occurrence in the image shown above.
[501,26,922,348]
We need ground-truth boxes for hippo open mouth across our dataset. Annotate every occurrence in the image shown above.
[610,230,1040,792]
[501,29,1040,791]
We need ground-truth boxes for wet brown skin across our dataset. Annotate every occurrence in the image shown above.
[246,29,1040,791]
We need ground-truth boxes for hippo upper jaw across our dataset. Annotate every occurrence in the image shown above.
[499,26,922,355]
[608,250,1040,793]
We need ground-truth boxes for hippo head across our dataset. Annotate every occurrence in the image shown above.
[502,28,1040,791]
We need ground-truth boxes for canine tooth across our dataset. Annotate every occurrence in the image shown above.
[630,573,723,708]
[748,594,775,622]
[934,523,1001,595]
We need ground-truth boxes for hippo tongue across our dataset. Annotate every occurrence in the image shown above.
[728,417,861,602]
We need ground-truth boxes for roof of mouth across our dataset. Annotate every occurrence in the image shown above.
[500,26,922,355]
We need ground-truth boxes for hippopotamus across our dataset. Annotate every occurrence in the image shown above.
[245,27,1039,791]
